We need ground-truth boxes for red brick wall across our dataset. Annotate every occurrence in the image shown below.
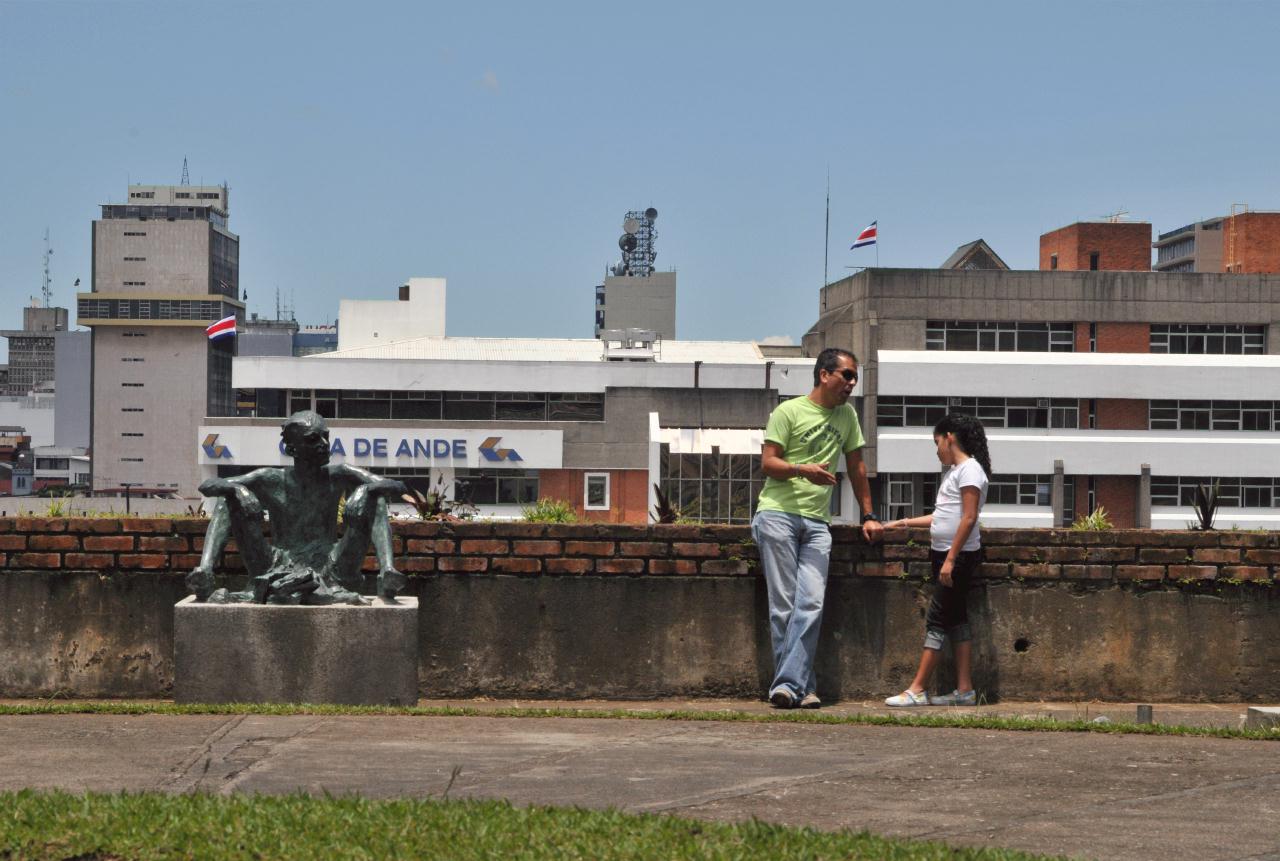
[4,517,1280,585]
[1094,322,1149,353]
[1095,399,1147,430]
[537,469,649,524]
[1039,222,1152,271]
[1094,476,1138,529]
[1223,212,1280,273]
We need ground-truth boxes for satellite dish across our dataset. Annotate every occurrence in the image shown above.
[623,217,640,234]
[611,262,628,276]
[644,207,658,220]
[619,234,638,252]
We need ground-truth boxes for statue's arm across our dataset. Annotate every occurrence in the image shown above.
[336,465,407,598]
[186,472,274,600]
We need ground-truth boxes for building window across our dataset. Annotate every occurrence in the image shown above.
[121,357,144,362]
[121,432,144,437]
[1152,476,1280,508]
[1049,254,1058,270]
[123,256,146,261]
[123,231,147,237]
[1089,252,1100,270]
[878,396,1077,429]
[36,458,70,470]
[987,474,1052,506]
[175,192,191,199]
[925,321,1074,352]
[659,445,761,524]
[120,457,144,462]
[121,407,143,412]
[452,469,539,505]
[122,281,147,286]
[584,473,610,510]
[122,332,147,338]
[1150,324,1265,354]
[121,383,143,388]
[1150,399,1279,431]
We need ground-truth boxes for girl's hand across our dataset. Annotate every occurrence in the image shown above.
[939,558,955,587]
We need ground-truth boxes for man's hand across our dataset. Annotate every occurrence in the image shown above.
[796,463,838,486]
[198,479,262,518]
[939,557,955,587]
[378,565,406,601]
[861,519,885,543]
[186,565,215,601]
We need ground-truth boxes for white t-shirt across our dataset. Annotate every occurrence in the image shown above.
[930,458,989,552]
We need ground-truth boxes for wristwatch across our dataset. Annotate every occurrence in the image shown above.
[860,513,880,524]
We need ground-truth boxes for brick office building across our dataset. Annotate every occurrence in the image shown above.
[1039,220,1152,272]
[1155,210,1280,274]
[804,266,1280,529]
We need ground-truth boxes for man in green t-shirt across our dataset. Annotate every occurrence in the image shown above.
[753,347,883,709]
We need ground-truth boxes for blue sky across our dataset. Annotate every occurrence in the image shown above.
[2,0,1279,359]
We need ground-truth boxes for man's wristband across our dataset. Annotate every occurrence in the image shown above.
[860,513,880,524]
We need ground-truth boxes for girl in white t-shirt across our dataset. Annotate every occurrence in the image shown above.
[881,413,991,707]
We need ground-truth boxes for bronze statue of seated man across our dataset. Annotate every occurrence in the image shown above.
[186,411,408,605]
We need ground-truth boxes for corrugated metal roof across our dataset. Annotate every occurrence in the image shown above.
[311,336,794,364]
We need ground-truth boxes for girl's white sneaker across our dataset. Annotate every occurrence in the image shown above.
[884,689,930,707]
[932,689,977,706]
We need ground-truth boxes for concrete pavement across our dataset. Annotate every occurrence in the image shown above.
[3,706,1279,860]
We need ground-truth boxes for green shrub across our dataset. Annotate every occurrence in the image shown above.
[521,498,577,523]
[1070,506,1113,531]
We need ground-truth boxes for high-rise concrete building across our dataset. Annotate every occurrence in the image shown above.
[79,183,242,496]
[0,306,69,396]
[593,208,676,339]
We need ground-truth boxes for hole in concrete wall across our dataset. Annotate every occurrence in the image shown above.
[1013,638,1031,653]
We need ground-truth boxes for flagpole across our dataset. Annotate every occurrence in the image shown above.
[823,168,830,288]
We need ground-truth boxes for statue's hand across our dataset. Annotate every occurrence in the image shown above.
[367,479,410,500]
[378,565,406,601]
[187,565,215,601]
[197,478,235,498]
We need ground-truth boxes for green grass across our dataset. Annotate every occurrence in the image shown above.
[3,700,1278,742]
[0,790,1067,860]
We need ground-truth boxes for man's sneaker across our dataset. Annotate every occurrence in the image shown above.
[769,688,796,709]
[932,689,977,706]
[799,693,821,709]
[884,689,930,707]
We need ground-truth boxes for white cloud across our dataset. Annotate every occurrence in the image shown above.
[479,70,500,91]
[758,335,794,346]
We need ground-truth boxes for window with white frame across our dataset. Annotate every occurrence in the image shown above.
[584,472,610,510]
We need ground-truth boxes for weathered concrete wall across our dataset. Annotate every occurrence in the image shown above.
[1,518,1279,702]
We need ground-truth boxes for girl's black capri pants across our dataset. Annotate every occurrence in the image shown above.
[924,548,983,650]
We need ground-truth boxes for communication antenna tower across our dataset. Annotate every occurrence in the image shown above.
[41,229,53,307]
[180,157,190,186]
[610,207,659,276]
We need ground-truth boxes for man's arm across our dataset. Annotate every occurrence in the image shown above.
[844,448,883,542]
[761,442,837,485]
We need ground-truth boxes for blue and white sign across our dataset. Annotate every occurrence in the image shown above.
[197,426,563,469]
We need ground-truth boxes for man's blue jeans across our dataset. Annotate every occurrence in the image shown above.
[752,509,832,699]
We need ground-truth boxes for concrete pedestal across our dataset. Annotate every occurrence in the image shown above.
[174,596,418,705]
[1246,706,1280,730]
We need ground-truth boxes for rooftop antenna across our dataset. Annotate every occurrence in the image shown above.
[275,286,281,321]
[1100,208,1130,223]
[180,157,190,186]
[41,229,53,308]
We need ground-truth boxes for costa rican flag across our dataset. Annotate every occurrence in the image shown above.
[851,221,877,249]
[206,315,236,341]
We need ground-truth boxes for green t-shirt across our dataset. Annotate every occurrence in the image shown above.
[756,396,865,523]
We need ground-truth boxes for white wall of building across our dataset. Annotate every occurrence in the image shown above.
[879,350,1280,400]
[338,277,445,350]
[877,428,1280,477]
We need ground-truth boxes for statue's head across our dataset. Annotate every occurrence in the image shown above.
[281,410,331,465]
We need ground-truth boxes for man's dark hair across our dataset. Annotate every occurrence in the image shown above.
[813,348,858,387]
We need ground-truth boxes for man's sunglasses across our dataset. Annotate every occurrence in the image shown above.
[828,368,858,383]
